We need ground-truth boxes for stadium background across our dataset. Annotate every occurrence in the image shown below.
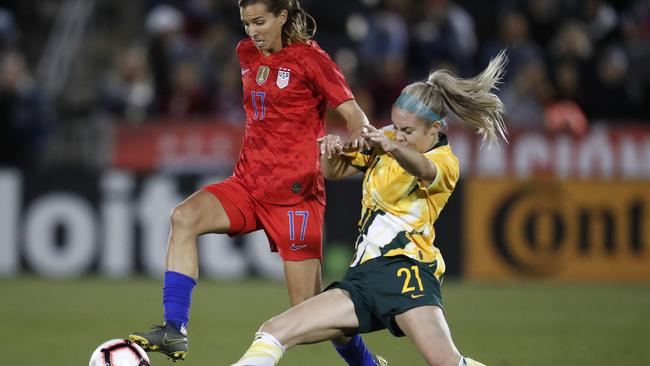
[1,0,649,365]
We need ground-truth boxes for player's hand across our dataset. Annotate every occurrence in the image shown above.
[362,124,397,153]
[317,134,343,159]
[344,125,371,152]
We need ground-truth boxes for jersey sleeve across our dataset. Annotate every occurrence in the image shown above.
[303,47,354,108]
[418,151,459,194]
[342,150,373,171]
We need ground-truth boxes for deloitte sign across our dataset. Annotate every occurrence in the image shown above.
[0,169,283,279]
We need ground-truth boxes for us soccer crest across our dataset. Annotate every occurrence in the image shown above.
[256,66,270,85]
[276,68,291,89]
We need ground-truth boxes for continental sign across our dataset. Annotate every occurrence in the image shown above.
[465,179,650,280]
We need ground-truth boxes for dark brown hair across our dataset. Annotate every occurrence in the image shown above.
[238,0,317,45]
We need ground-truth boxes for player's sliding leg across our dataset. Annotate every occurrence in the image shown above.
[231,332,285,366]
[130,191,231,360]
[231,288,359,365]
[281,230,387,366]
[395,305,486,366]
[230,340,391,366]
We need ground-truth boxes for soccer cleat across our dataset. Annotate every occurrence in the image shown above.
[129,322,188,361]
[372,354,389,366]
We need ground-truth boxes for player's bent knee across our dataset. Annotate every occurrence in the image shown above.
[170,204,201,233]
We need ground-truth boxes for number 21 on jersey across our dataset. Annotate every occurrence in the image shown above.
[397,265,424,296]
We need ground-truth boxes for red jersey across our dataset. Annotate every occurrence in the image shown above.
[234,38,354,205]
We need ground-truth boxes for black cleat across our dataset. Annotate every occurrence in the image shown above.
[129,323,188,361]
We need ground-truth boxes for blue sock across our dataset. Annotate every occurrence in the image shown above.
[333,334,376,366]
[163,271,196,330]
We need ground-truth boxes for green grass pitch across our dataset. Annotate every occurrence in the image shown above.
[2,277,649,365]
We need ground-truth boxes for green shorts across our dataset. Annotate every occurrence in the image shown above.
[325,255,443,337]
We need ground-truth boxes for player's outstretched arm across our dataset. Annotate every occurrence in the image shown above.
[362,125,438,182]
[317,134,359,180]
[335,100,370,150]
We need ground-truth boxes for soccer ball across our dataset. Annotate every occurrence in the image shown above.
[89,339,151,366]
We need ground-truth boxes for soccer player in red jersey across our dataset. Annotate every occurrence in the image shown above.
[130,1,386,365]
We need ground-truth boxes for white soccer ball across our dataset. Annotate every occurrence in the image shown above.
[89,339,151,366]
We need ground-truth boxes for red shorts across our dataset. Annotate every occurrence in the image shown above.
[202,176,324,261]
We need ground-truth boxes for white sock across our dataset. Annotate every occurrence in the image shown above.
[231,332,285,366]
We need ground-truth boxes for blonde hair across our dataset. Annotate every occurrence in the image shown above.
[401,51,509,143]
[239,0,317,45]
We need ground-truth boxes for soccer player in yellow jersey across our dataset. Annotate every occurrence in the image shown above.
[231,51,508,366]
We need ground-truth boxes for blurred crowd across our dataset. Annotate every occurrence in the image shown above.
[1,0,650,166]
[100,0,650,131]
[0,4,52,167]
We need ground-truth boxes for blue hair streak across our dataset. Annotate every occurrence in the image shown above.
[394,92,443,123]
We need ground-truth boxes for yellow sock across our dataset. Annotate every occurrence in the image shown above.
[231,332,285,366]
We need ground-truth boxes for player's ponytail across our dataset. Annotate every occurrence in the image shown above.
[238,0,316,45]
[283,0,316,44]
[399,50,509,144]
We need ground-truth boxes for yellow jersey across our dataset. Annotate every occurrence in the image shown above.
[344,128,459,279]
